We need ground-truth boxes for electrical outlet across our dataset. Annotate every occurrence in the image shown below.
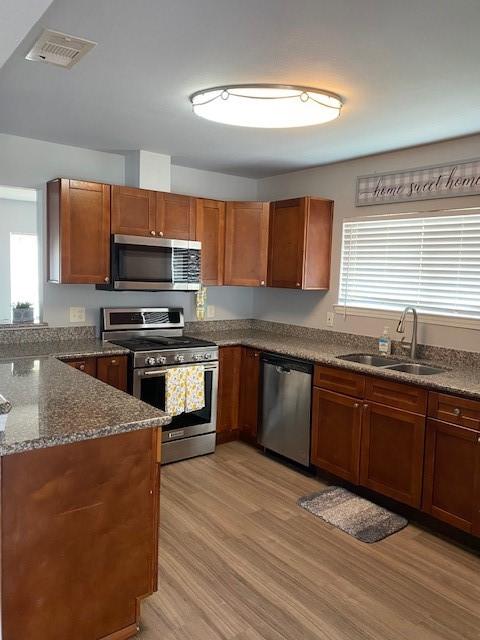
[326,311,335,327]
[207,305,215,319]
[69,306,85,323]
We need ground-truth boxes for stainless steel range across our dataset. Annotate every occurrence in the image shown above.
[102,307,218,464]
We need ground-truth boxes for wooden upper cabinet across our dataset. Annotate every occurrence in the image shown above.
[157,192,195,240]
[224,201,269,287]
[47,179,110,285]
[423,419,480,535]
[195,198,226,286]
[111,185,156,237]
[268,197,333,290]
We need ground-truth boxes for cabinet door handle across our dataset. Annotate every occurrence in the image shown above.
[353,402,359,409]
[104,276,109,283]
[363,404,369,410]
[111,359,117,365]
[79,364,85,371]
[296,282,301,287]
[260,280,265,286]
[159,231,164,237]
[150,230,156,236]
[453,407,461,416]
[477,436,480,444]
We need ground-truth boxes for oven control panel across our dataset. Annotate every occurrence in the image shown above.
[136,346,218,368]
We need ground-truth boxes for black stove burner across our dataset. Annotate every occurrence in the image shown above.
[110,335,215,352]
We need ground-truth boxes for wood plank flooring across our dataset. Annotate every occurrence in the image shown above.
[138,442,480,640]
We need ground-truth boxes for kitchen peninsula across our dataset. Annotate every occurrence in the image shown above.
[0,333,170,640]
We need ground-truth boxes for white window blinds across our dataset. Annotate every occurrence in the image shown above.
[339,210,480,319]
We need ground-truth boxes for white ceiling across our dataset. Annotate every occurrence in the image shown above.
[0,0,54,69]
[1,0,479,178]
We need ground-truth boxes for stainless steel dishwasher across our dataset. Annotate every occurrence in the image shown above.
[258,353,313,466]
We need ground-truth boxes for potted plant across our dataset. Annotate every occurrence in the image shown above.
[12,302,34,324]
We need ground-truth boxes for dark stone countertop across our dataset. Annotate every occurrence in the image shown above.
[0,338,129,361]
[0,339,170,456]
[187,328,480,401]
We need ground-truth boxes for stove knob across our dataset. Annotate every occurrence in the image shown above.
[145,356,156,366]
[193,353,203,361]
[156,356,167,365]
[175,354,185,363]
[203,352,211,360]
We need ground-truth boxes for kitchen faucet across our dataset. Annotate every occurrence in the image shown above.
[396,306,418,359]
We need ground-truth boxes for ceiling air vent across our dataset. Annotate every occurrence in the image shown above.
[26,29,96,69]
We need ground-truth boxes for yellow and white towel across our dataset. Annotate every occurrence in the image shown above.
[165,366,205,416]
[185,365,205,413]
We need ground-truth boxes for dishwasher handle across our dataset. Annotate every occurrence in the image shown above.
[261,352,313,375]
[275,365,291,374]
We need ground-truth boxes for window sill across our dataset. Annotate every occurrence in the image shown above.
[333,305,480,331]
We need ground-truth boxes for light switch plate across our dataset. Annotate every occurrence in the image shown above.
[69,306,85,323]
[207,305,216,319]
[326,311,335,327]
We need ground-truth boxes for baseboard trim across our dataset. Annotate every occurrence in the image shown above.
[100,623,139,640]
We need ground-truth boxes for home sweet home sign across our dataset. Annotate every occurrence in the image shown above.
[356,158,480,206]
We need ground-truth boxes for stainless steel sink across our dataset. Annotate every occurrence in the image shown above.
[337,353,403,367]
[386,363,445,376]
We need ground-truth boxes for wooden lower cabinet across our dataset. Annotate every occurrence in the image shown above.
[65,357,97,377]
[360,402,426,507]
[423,419,480,534]
[66,355,128,392]
[216,346,242,443]
[239,348,261,442]
[97,355,128,392]
[1,429,160,640]
[311,388,362,484]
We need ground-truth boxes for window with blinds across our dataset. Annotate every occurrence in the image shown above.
[338,210,480,319]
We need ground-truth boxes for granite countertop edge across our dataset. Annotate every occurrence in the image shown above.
[0,338,171,456]
[190,329,480,401]
[0,414,170,457]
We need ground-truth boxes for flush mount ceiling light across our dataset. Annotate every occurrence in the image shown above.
[190,84,343,128]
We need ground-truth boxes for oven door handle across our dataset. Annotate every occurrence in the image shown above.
[137,363,218,378]
[141,370,167,378]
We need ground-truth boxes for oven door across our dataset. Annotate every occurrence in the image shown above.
[133,362,218,443]
[111,235,201,291]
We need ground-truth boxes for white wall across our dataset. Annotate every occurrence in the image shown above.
[0,134,256,330]
[0,198,37,322]
[256,134,480,351]
[171,165,258,200]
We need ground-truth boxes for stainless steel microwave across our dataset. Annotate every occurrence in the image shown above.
[98,234,201,291]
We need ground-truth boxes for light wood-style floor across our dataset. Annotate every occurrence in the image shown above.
[138,442,480,640]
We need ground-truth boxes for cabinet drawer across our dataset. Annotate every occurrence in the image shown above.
[428,392,480,430]
[314,366,365,398]
[65,357,97,377]
[365,377,427,414]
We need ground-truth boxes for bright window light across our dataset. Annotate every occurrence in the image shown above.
[339,209,480,319]
[10,233,39,320]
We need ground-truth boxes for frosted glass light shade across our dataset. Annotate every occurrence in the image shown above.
[190,85,343,128]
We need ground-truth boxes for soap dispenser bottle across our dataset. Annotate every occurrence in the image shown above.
[378,326,392,356]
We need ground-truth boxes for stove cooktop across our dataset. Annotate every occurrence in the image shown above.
[110,335,216,353]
